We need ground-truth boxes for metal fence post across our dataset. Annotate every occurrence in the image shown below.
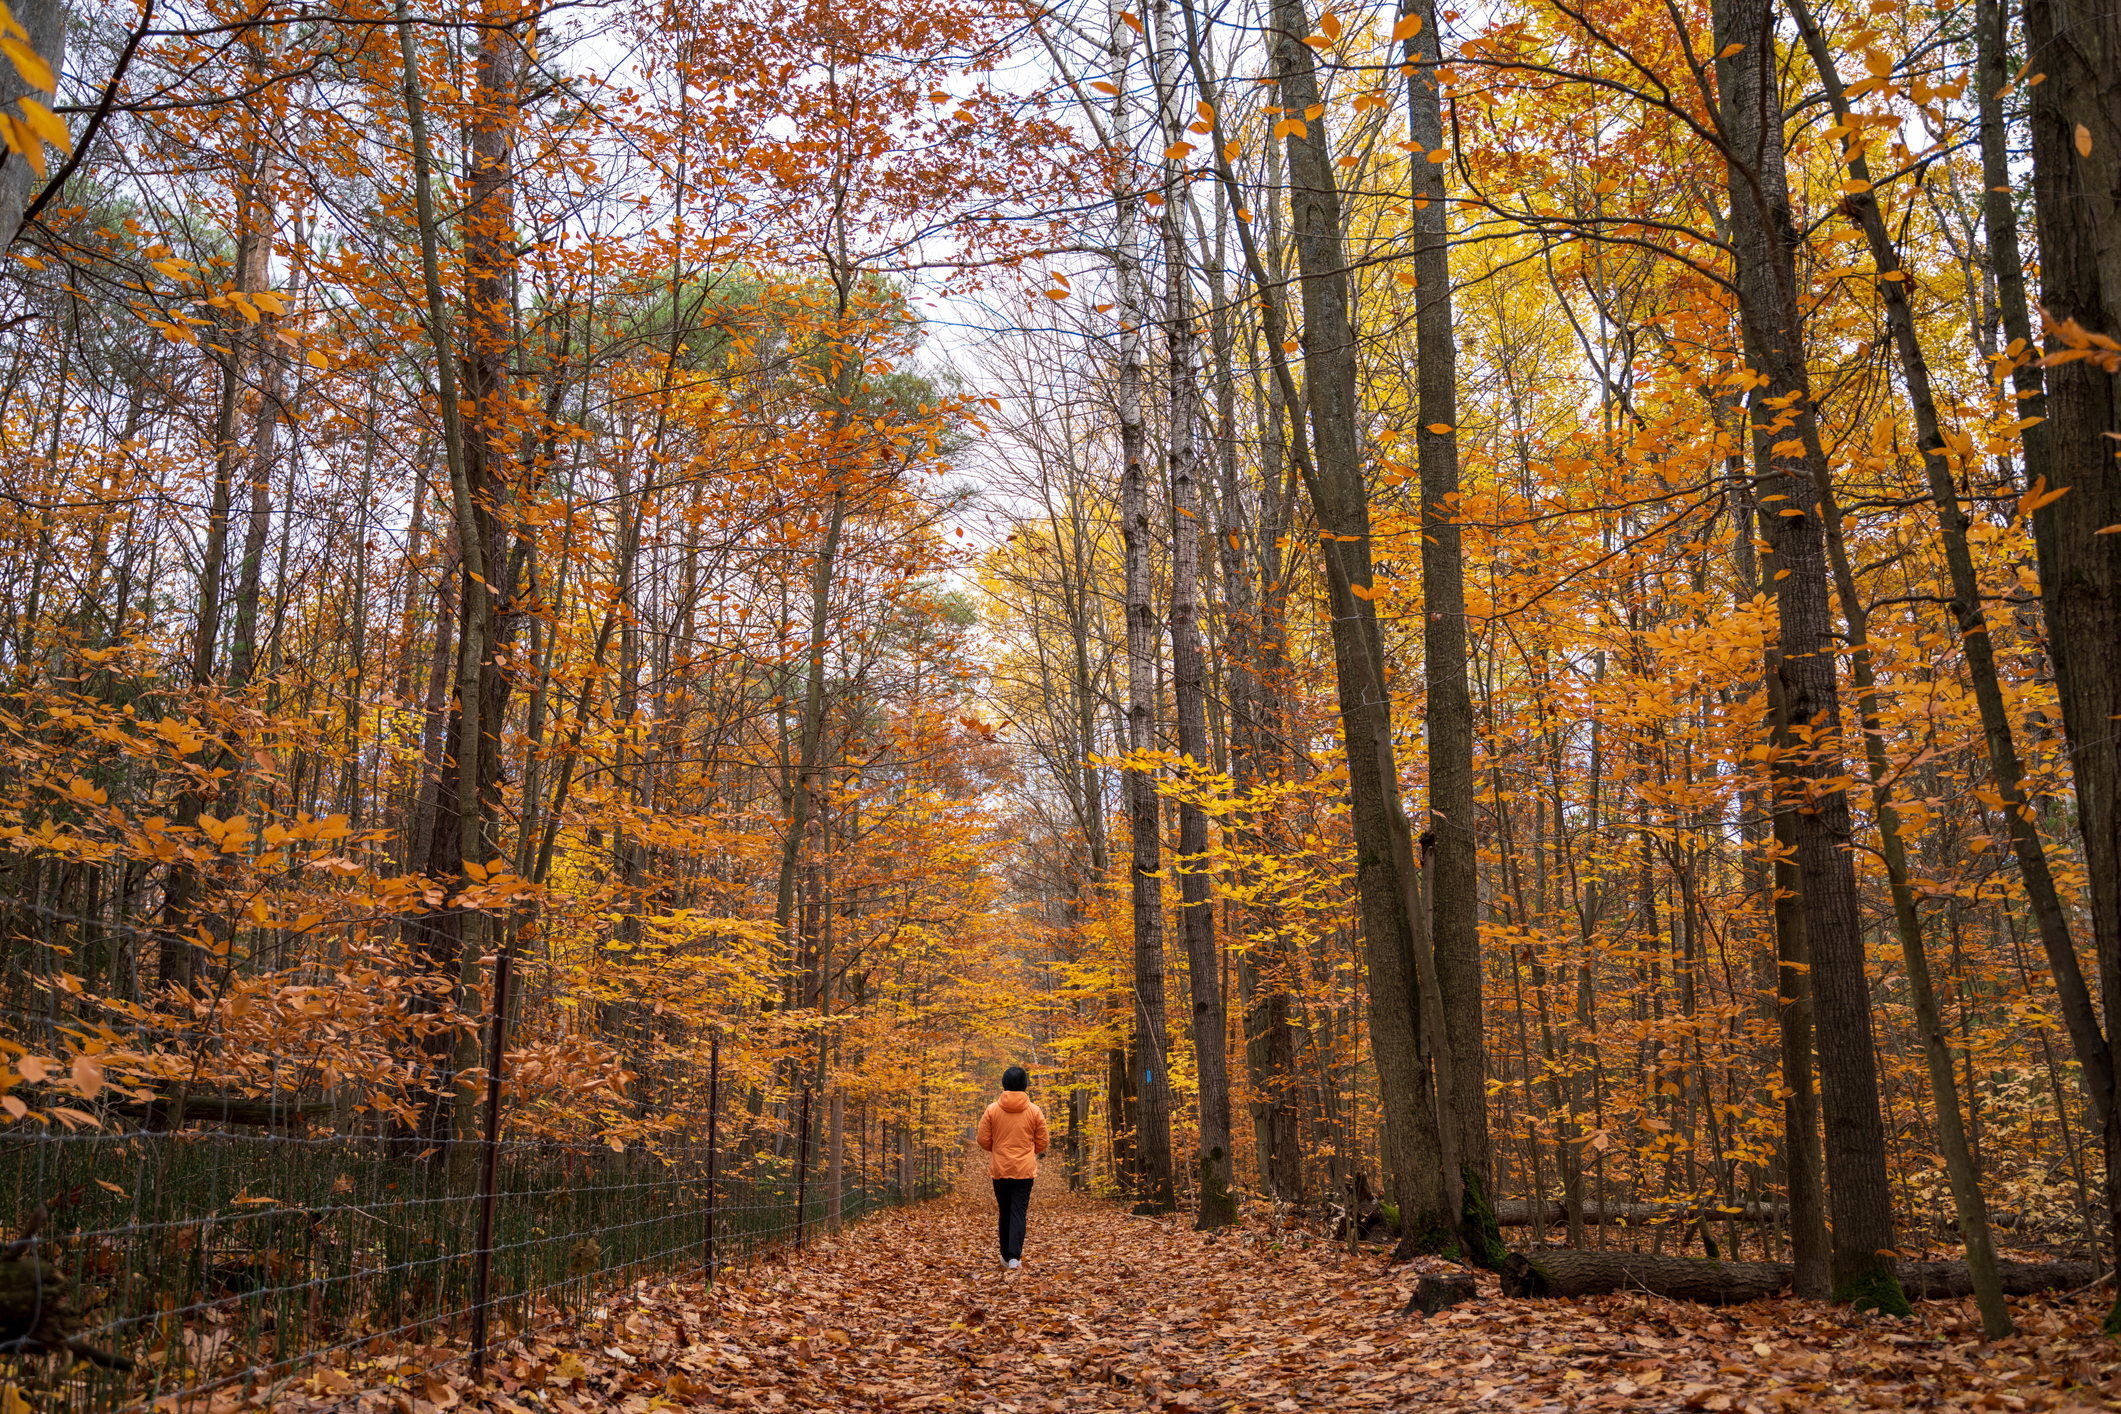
[470,945,513,1382]
[793,1085,812,1252]
[826,1087,843,1234]
[704,1029,719,1280]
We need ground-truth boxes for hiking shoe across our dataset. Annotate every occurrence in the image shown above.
[1007,1259,1020,1270]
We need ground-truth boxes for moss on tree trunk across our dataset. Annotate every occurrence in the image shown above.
[1405,1203,1458,1257]
[1459,1165,1506,1271]
[1831,1259,1911,1317]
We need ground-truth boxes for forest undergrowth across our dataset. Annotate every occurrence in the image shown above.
[269,1150,2121,1414]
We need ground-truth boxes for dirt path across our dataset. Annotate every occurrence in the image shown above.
[313,1152,2118,1413]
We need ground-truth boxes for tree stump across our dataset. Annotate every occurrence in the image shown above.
[1403,1273,1478,1317]
[0,1255,130,1368]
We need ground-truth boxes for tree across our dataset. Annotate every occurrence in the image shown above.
[2023,0,2121,1333]
[1711,0,1906,1312]
[1150,0,1235,1231]
[1400,0,1498,1262]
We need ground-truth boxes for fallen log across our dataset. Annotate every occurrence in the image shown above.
[1494,1199,1789,1228]
[1502,1248,2098,1305]
[1494,1198,2075,1234]
[1502,1249,1793,1304]
[1931,1209,2085,1234]
[108,1092,336,1130]
[1897,1259,2098,1299]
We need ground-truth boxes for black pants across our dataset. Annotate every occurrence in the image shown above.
[993,1177,1033,1260]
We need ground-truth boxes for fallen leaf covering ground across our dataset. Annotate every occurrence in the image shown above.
[280,1151,2119,1413]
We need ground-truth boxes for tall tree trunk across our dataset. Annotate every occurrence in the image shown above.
[406,529,459,877]
[0,0,64,246]
[1400,0,1495,1263]
[1813,476,2010,1332]
[447,0,526,1188]
[227,187,281,693]
[772,486,848,958]
[1974,0,2051,493]
[1066,492,1110,889]
[1785,0,2034,1334]
[1712,0,1905,1311]
[1108,1042,1138,1190]
[341,380,380,819]
[390,439,435,710]
[1152,0,1234,1230]
[225,33,283,695]
[1184,0,1455,1247]
[396,0,491,1177]
[1729,429,1830,1297]
[2022,0,2121,1331]
[160,193,268,992]
[1113,0,1176,1212]
[1121,328,1177,1214]
[1219,214,1303,1207]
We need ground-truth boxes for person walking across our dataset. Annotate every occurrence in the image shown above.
[976,1066,1048,1270]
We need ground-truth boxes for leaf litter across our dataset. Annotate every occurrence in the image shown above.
[268,1155,2121,1413]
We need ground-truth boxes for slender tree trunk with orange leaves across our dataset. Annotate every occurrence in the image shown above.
[1713,0,1904,1311]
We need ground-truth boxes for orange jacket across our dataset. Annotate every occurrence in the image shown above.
[977,1091,1049,1179]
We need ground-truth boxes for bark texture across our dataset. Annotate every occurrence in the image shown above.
[1898,1260,2097,1300]
[1494,1199,1788,1227]
[1404,0,1490,1217]
[1502,1249,1793,1305]
[1711,0,1902,1311]
[2023,0,2121,1333]
[1219,243,1303,1208]
[1784,0,2015,1336]
[1265,0,1448,1244]
[0,0,63,246]
[1116,7,1175,1204]
[1152,0,1233,1229]
[1765,664,1829,1299]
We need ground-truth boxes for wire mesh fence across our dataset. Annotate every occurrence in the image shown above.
[0,877,967,1413]
[0,1095,952,1410]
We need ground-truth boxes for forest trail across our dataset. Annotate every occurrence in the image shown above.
[313,1149,2121,1414]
